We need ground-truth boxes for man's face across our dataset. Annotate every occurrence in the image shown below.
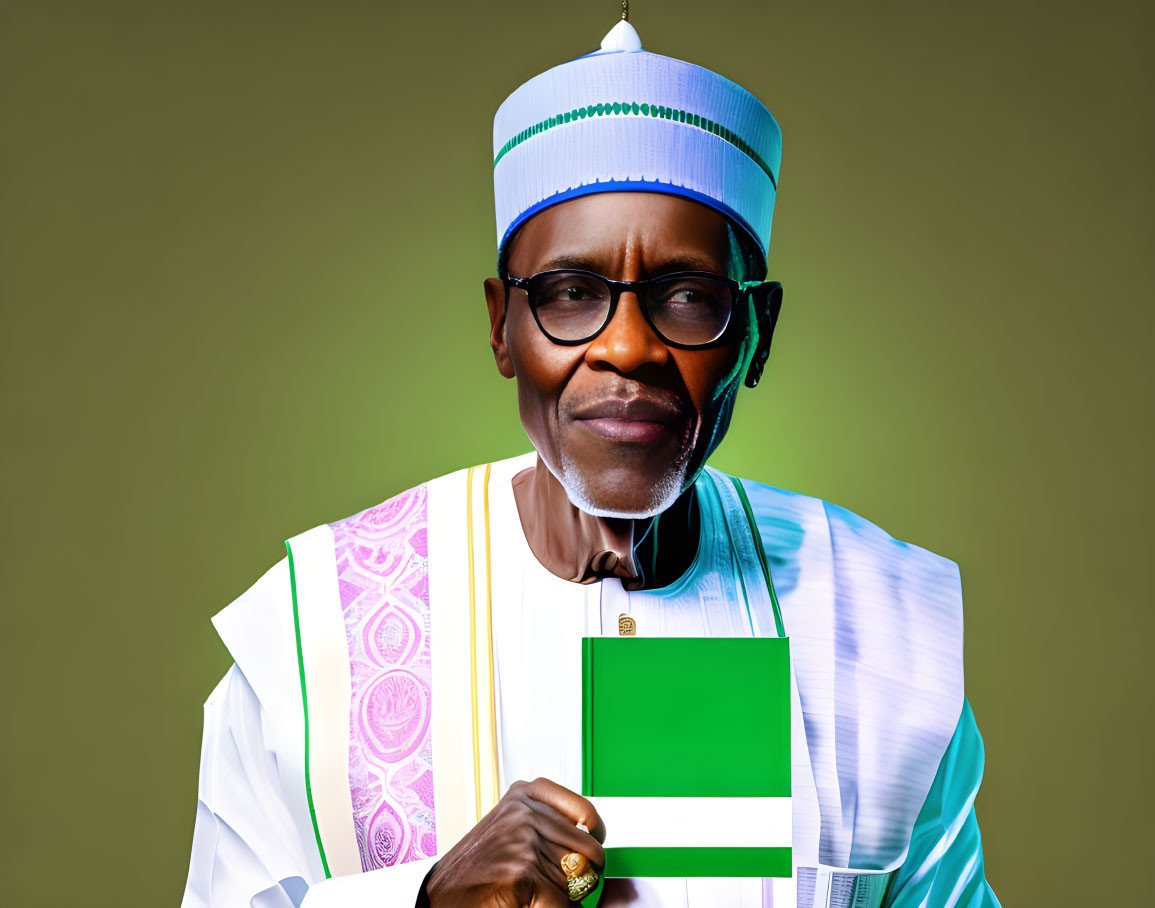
[484,192,748,517]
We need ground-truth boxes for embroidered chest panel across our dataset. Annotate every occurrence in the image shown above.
[330,484,436,871]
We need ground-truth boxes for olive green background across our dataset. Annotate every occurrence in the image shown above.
[1,1,1150,904]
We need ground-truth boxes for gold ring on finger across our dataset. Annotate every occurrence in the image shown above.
[560,851,599,902]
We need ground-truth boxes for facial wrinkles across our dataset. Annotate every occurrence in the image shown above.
[501,192,746,519]
[619,228,642,280]
[556,230,710,515]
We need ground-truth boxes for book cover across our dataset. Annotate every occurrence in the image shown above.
[582,636,792,879]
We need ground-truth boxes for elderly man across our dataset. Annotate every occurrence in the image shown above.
[181,16,998,908]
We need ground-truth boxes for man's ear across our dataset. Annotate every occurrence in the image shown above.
[744,282,783,389]
[484,277,516,379]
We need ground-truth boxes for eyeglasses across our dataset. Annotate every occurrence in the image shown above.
[502,268,772,349]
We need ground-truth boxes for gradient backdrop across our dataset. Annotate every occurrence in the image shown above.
[2,1,1151,904]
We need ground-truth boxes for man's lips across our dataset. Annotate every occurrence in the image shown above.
[578,418,673,443]
[570,397,688,444]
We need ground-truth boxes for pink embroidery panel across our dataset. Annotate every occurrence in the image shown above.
[330,484,436,871]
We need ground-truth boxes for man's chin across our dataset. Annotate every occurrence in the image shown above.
[557,456,691,519]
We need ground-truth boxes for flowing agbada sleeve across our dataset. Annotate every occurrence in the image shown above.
[181,664,317,907]
[884,699,1001,908]
[181,662,439,907]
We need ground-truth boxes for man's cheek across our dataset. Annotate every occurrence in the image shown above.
[516,381,559,442]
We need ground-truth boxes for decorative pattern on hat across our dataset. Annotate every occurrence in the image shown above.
[494,101,778,188]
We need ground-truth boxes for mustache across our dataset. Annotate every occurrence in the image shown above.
[563,384,693,425]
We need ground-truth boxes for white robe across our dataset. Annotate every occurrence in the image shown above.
[181,453,977,908]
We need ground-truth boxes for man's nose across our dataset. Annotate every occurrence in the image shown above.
[585,292,669,374]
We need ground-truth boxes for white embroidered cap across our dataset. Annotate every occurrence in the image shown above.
[492,20,782,268]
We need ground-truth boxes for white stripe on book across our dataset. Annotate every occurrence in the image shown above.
[595,796,792,849]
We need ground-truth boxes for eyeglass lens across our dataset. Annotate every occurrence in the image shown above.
[529,272,734,346]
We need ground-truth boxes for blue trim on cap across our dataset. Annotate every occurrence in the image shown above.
[497,179,770,269]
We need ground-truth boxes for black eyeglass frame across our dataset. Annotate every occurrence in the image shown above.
[501,268,779,350]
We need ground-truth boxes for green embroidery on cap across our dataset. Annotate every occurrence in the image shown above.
[494,101,777,188]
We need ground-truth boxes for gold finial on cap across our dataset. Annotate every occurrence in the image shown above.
[621,0,629,21]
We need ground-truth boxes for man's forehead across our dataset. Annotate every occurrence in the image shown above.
[507,192,733,274]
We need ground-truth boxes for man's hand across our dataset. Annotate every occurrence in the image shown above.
[425,777,606,908]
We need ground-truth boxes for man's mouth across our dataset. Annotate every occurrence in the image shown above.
[570,396,688,445]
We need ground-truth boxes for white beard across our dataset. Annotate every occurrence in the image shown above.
[554,446,693,519]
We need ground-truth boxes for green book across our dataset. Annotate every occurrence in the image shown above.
[582,636,792,879]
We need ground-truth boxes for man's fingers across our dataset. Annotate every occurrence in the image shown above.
[529,885,573,908]
[523,862,575,908]
[525,803,606,870]
[532,838,572,891]
[523,777,607,844]
[499,778,606,907]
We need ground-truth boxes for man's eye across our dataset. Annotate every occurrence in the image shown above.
[661,285,722,307]
[541,282,601,304]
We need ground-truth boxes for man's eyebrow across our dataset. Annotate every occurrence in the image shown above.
[648,256,725,275]
[537,254,605,272]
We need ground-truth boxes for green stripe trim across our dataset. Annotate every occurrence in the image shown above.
[286,540,332,879]
[581,637,594,797]
[494,102,778,188]
[606,846,792,878]
[727,475,786,638]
